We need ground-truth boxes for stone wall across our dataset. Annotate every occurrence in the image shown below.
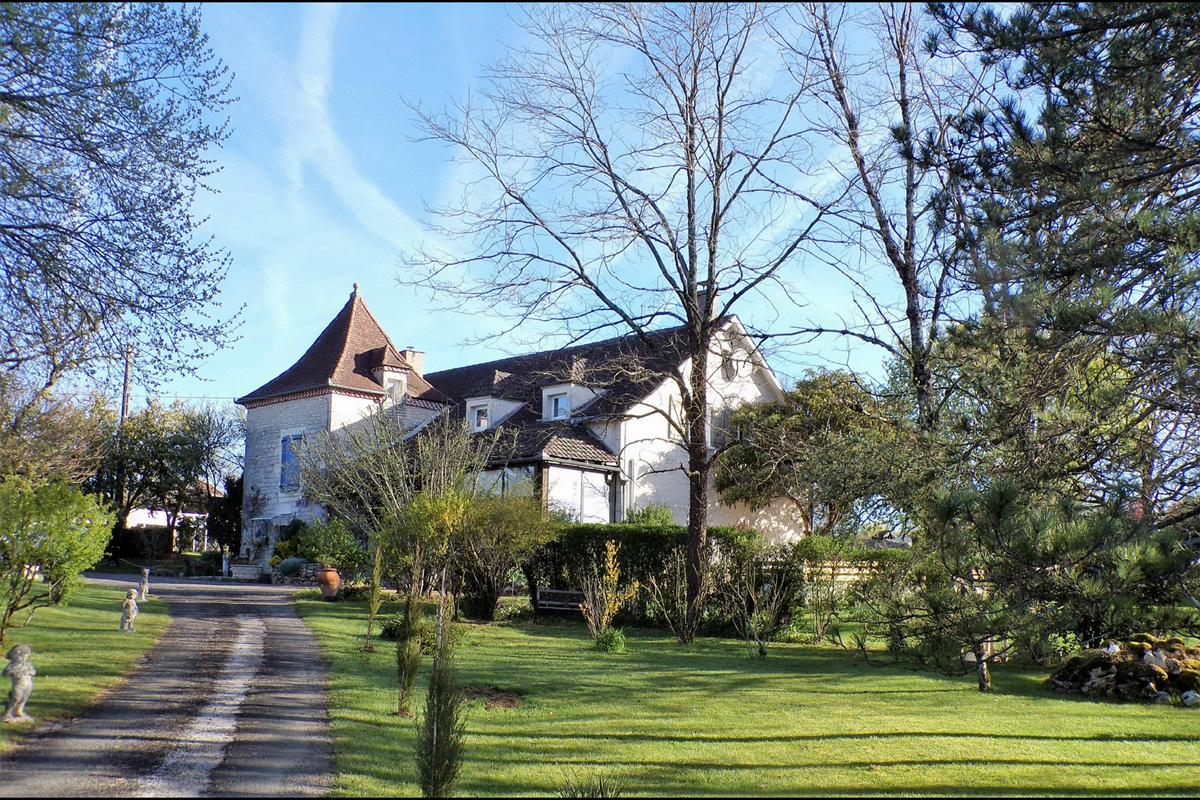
[272,561,324,587]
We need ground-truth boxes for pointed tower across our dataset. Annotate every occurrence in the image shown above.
[234,286,445,565]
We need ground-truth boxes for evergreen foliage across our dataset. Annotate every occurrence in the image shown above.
[456,495,559,621]
[395,586,424,716]
[523,523,759,613]
[205,474,244,553]
[416,585,466,798]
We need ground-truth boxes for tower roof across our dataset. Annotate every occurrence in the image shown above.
[236,287,445,406]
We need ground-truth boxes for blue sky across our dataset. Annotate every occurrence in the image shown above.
[146,3,889,409]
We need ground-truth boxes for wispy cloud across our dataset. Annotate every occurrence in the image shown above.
[281,4,424,252]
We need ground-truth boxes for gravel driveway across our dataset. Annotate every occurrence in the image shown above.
[0,575,332,797]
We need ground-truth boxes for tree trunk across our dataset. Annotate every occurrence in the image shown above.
[976,653,992,692]
[682,338,710,644]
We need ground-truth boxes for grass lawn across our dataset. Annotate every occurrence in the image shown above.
[0,581,169,753]
[295,597,1200,797]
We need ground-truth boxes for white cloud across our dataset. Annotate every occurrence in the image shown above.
[280,4,425,253]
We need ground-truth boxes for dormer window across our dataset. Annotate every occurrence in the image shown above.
[550,392,569,419]
[543,384,575,420]
[469,402,489,431]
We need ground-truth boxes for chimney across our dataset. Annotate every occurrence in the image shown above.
[402,347,424,377]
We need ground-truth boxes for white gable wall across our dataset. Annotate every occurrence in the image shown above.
[330,392,381,430]
[614,325,798,542]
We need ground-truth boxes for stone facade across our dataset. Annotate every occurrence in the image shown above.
[240,393,333,563]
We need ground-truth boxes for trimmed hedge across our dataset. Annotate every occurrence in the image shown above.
[522,524,910,615]
[522,523,758,613]
[789,534,913,566]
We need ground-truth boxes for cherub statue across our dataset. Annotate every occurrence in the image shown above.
[2,644,36,723]
[120,588,139,633]
[138,568,150,601]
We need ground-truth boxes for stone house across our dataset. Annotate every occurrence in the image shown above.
[235,286,803,563]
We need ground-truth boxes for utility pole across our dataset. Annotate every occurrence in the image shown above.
[113,342,133,563]
[120,343,133,424]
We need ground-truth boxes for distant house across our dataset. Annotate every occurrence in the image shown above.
[235,286,804,564]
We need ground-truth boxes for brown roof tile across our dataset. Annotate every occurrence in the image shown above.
[237,288,448,406]
[422,325,700,466]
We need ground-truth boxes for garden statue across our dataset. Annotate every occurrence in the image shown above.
[2,644,36,723]
[121,589,140,633]
[138,568,150,601]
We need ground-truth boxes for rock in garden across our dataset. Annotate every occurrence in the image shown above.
[1046,636,1200,705]
[1144,649,1169,670]
[2,644,36,723]
[1182,690,1200,707]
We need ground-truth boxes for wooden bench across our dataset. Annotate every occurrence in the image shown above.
[537,589,585,612]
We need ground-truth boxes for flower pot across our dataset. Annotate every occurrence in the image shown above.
[317,567,341,599]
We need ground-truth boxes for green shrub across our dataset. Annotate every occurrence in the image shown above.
[338,583,374,602]
[381,611,463,653]
[285,520,368,575]
[624,503,675,526]
[181,551,225,577]
[790,534,912,566]
[495,596,533,623]
[277,557,307,577]
[1,477,113,639]
[381,612,408,641]
[595,627,626,653]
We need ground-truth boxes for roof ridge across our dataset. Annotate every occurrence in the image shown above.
[425,322,687,379]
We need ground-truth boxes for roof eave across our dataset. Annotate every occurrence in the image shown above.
[236,380,385,406]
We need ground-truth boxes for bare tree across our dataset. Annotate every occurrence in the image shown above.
[0,373,105,483]
[406,3,837,642]
[780,3,992,430]
[296,410,506,647]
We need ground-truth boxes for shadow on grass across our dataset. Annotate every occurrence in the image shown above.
[295,598,1200,797]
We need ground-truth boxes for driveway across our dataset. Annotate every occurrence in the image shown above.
[0,575,332,797]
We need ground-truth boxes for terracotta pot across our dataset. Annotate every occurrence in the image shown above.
[317,567,341,599]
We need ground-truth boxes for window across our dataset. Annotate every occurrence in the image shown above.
[550,392,569,419]
[280,432,303,492]
[721,349,745,381]
[385,377,406,403]
[707,405,733,450]
[470,403,489,431]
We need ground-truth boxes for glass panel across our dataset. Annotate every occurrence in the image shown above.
[280,435,301,492]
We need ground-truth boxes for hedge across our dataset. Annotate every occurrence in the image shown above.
[522,524,910,614]
[523,523,757,608]
[788,535,913,566]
